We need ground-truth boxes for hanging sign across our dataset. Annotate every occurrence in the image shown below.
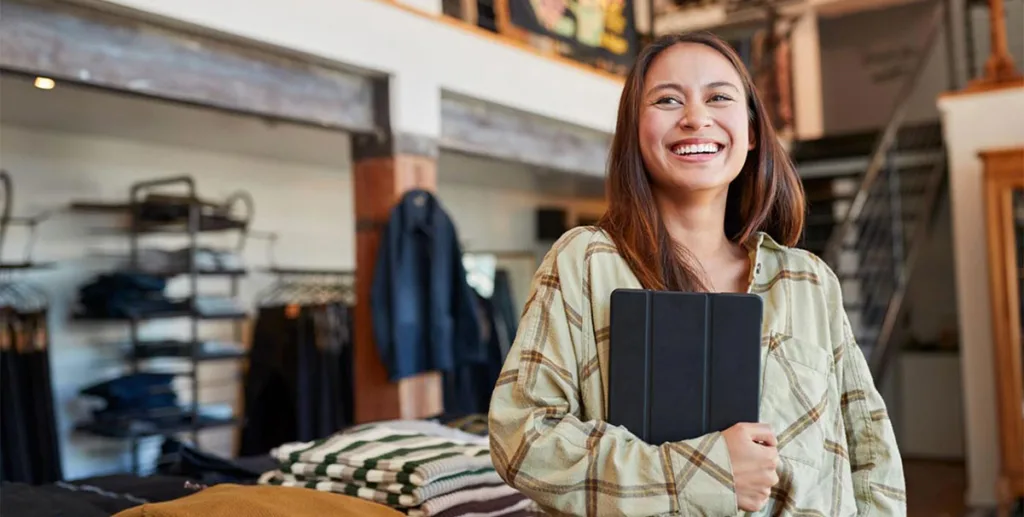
[496,0,640,75]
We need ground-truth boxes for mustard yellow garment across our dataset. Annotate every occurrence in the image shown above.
[112,483,404,517]
[487,227,905,516]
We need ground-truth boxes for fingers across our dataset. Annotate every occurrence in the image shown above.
[746,423,778,446]
[766,446,780,470]
[738,491,772,512]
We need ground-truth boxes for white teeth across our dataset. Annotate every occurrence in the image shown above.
[672,143,720,155]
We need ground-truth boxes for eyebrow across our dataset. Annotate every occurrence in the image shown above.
[646,81,741,95]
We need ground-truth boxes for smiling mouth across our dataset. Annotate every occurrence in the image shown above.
[670,142,723,156]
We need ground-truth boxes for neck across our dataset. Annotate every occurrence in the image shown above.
[653,188,733,264]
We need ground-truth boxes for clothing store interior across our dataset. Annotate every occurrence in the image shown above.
[2,0,1024,515]
[0,65,608,515]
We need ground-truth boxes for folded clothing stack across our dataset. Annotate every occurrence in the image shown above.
[136,247,244,274]
[258,421,537,517]
[78,273,182,319]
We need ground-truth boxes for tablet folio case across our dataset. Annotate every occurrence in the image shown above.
[607,289,763,445]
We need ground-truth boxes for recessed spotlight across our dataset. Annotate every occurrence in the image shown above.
[34,77,56,90]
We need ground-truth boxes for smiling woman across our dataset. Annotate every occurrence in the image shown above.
[487,31,906,517]
[603,32,804,294]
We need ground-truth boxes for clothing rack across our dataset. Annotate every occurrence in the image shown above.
[70,175,252,475]
[255,268,356,308]
[238,232,357,457]
[0,170,63,485]
[0,170,57,271]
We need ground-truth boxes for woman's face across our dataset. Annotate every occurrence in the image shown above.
[639,43,753,199]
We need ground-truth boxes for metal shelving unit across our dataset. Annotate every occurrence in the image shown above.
[71,175,253,474]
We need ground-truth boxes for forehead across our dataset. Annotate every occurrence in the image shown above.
[644,42,744,89]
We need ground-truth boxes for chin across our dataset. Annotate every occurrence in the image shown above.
[670,179,732,196]
[662,165,738,193]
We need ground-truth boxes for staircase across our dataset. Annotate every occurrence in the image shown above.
[790,1,949,383]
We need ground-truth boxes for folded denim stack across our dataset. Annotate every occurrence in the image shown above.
[135,247,244,275]
[258,422,536,516]
[77,273,182,319]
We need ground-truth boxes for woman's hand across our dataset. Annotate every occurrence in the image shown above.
[722,423,780,512]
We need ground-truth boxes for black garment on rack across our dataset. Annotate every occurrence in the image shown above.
[443,269,520,416]
[238,302,355,456]
[491,269,520,360]
[0,308,64,486]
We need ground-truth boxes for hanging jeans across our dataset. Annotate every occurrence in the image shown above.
[0,309,63,485]
[238,303,354,457]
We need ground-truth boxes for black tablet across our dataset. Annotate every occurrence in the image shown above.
[607,289,764,444]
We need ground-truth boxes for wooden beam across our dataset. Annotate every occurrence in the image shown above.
[440,93,612,177]
[0,0,376,132]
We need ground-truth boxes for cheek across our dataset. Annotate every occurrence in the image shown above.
[638,111,670,158]
[725,112,752,151]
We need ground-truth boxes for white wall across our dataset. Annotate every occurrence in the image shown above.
[818,0,951,135]
[89,0,624,137]
[817,0,1024,135]
[904,195,960,345]
[0,114,604,480]
[938,85,1024,508]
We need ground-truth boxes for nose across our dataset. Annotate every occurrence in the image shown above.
[679,102,712,130]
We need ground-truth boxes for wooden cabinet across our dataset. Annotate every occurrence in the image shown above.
[981,146,1024,515]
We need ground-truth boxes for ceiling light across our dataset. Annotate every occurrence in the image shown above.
[34,77,56,90]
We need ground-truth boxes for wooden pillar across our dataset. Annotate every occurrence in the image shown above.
[789,10,824,141]
[967,0,1022,89]
[350,79,444,424]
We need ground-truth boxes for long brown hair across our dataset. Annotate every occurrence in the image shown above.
[597,31,805,292]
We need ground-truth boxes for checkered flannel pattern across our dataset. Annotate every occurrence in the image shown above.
[487,227,906,516]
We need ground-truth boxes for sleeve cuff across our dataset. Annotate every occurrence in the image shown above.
[670,432,739,516]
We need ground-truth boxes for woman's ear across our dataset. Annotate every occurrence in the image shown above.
[748,124,757,151]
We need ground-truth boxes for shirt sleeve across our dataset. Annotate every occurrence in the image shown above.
[487,231,739,517]
[824,265,907,516]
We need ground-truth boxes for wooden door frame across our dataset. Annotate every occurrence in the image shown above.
[981,146,1024,513]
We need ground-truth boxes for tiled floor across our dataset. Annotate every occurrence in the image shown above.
[904,459,967,517]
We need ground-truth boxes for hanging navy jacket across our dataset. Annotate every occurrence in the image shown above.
[370,189,483,381]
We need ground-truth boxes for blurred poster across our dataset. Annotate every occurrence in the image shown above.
[496,0,639,74]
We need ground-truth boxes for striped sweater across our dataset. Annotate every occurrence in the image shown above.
[258,423,517,513]
[487,227,906,516]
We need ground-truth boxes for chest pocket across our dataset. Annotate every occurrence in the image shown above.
[759,332,833,470]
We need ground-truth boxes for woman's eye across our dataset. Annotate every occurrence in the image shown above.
[709,94,733,103]
[654,97,682,106]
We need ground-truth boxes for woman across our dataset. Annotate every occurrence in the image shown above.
[487,32,905,516]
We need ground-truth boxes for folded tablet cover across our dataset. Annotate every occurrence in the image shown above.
[607,289,763,445]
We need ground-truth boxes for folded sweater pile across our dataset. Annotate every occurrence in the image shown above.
[258,421,537,517]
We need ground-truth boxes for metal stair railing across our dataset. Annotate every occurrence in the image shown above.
[820,0,950,383]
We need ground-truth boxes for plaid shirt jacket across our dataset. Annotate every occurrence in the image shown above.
[487,227,906,516]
